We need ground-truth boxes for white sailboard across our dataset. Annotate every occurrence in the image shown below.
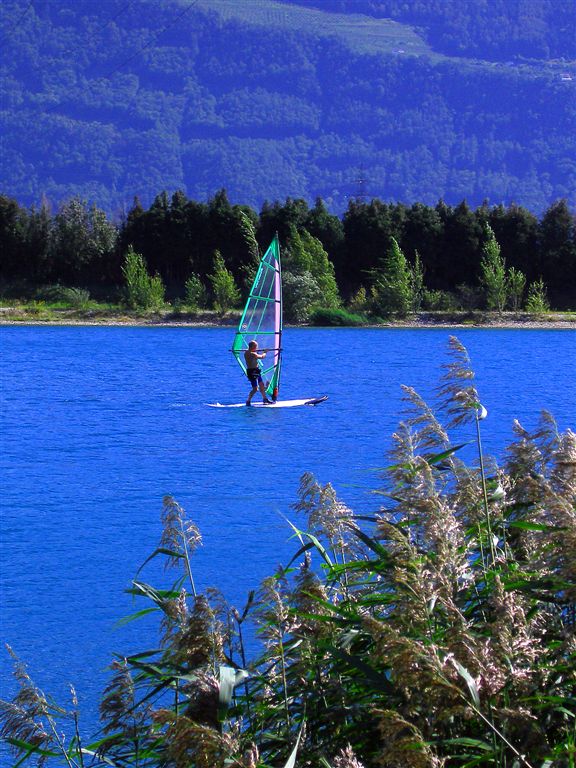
[207,396,328,409]
[207,234,327,409]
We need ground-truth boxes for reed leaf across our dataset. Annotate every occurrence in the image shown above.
[284,520,334,568]
[135,546,185,576]
[282,726,303,768]
[450,658,481,708]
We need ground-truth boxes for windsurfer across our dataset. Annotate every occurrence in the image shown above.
[244,340,272,405]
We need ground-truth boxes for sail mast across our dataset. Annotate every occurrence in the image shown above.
[232,234,282,399]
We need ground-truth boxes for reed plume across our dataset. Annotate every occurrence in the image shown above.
[374,709,444,768]
[99,658,136,734]
[161,494,202,595]
[152,711,243,768]
[332,743,366,767]
[437,335,481,428]
[0,648,53,766]
[293,471,359,561]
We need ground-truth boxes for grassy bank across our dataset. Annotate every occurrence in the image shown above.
[1,303,575,328]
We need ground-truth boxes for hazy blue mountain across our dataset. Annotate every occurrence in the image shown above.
[0,0,574,216]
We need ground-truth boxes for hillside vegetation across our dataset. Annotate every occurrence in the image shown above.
[278,0,576,60]
[0,0,574,215]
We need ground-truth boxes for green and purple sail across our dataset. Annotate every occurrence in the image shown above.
[232,235,282,401]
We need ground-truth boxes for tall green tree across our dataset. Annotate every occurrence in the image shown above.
[487,203,539,281]
[402,202,444,289]
[184,273,207,310]
[25,198,53,283]
[410,251,425,311]
[208,250,240,314]
[506,266,526,311]
[342,200,403,294]
[287,227,340,308]
[370,237,413,317]
[0,195,29,281]
[122,247,165,310]
[164,190,194,285]
[49,198,117,284]
[237,210,260,293]
[282,271,323,323]
[538,199,576,307]
[259,198,310,245]
[480,224,507,312]
[442,200,484,288]
[139,191,171,279]
[304,197,345,275]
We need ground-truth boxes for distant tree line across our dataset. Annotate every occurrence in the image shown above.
[1,190,574,317]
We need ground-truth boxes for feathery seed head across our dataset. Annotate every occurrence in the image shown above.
[293,472,357,552]
[551,428,576,493]
[333,743,366,768]
[153,712,239,768]
[160,588,189,646]
[401,385,450,449]
[0,648,53,764]
[255,573,293,645]
[100,658,137,734]
[291,556,329,637]
[161,495,202,569]
[374,709,445,768]
[437,337,481,428]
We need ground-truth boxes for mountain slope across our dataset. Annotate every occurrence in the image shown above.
[0,0,574,215]
[194,0,436,58]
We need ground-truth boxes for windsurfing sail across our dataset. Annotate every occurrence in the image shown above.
[232,234,282,400]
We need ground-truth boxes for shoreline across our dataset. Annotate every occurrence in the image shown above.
[1,308,575,329]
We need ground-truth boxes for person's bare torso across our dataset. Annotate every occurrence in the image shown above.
[244,350,260,369]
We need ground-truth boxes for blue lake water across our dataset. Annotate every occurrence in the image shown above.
[0,325,574,757]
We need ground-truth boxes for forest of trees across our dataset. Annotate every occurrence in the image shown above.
[1,190,575,316]
[0,0,574,216]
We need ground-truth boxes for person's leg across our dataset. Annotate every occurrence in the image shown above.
[259,381,271,403]
[246,385,257,405]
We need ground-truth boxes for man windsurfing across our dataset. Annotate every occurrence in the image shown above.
[244,340,273,406]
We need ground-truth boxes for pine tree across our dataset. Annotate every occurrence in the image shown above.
[49,198,117,285]
[287,227,340,308]
[122,247,165,310]
[26,197,52,282]
[370,237,413,317]
[237,211,260,293]
[348,285,368,314]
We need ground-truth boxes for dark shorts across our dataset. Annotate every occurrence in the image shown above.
[247,367,263,387]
